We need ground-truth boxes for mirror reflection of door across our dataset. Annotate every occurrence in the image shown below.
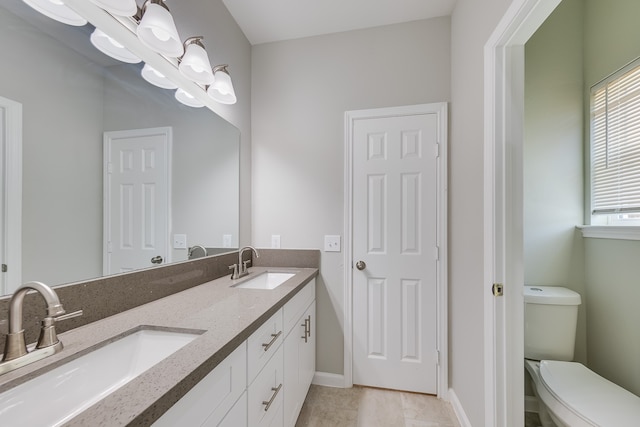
[103,127,171,275]
[0,96,22,295]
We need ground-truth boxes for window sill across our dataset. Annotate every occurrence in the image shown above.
[577,226,640,241]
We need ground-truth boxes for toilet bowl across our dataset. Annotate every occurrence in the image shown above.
[524,286,640,427]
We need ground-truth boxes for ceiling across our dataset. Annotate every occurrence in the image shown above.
[222,0,457,45]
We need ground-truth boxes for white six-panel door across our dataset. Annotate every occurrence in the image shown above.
[104,128,171,275]
[351,110,441,394]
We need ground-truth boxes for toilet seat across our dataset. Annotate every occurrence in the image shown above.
[538,360,640,427]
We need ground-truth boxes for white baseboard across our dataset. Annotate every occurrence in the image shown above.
[525,395,539,413]
[312,371,346,388]
[448,388,472,427]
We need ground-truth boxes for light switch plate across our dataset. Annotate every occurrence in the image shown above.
[324,235,341,252]
[271,235,281,249]
[223,234,232,248]
[173,234,187,249]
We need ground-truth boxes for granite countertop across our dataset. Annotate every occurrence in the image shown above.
[0,266,318,426]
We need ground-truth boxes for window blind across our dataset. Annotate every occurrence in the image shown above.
[591,60,640,215]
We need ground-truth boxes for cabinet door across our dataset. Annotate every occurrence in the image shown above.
[153,343,247,427]
[283,301,316,427]
[300,302,316,391]
[248,345,284,427]
[214,392,247,427]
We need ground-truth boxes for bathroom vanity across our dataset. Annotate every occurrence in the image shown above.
[0,255,318,426]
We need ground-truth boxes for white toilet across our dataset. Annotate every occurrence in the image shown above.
[524,285,640,427]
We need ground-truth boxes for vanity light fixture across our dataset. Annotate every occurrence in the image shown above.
[137,0,183,58]
[175,88,204,108]
[141,63,178,89]
[207,65,237,105]
[90,28,141,64]
[21,0,87,26]
[178,37,215,85]
[88,0,137,17]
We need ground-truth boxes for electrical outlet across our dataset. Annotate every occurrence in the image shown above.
[223,234,232,248]
[324,235,341,252]
[271,235,281,249]
[173,234,187,249]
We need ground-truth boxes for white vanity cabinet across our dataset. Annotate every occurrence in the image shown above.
[153,343,247,427]
[283,281,316,427]
[153,278,316,427]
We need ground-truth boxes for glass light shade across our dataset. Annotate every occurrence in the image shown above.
[22,0,87,26]
[175,88,204,108]
[141,64,178,89]
[88,0,137,16]
[207,68,237,105]
[179,41,214,85]
[90,28,141,64]
[137,2,183,57]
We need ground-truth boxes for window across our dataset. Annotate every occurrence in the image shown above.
[591,58,640,225]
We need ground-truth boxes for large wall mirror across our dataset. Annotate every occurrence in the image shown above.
[0,1,240,295]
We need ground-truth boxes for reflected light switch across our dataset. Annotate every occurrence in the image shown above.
[173,234,187,249]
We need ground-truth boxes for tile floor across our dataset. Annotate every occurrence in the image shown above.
[295,385,461,427]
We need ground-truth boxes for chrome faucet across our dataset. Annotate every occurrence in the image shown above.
[188,245,208,259]
[229,246,260,279]
[1,281,82,375]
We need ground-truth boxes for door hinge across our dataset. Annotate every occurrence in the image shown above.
[107,162,113,174]
[434,246,440,261]
[434,143,440,158]
[435,349,440,366]
[1,264,6,273]
[492,283,504,297]
[107,241,113,253]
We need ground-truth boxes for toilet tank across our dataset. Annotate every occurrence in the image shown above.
[524,286,581,361]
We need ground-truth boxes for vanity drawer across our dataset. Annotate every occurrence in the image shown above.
[153,342,247,427]
[248,308,283,384]
[283,278,315,335]
[248,345,284,427]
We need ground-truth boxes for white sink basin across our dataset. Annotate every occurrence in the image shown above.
[0,327,200,426]
[233,272,296,290]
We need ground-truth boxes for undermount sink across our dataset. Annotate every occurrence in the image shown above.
[0,327,201,426]
[233,272,296,290]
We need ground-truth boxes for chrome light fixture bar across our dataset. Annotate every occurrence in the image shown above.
[21,0,87,26]
[90,28,141,64]
[178,37,215,85]
[88,0,137,17]
[136,0,183,58]
[207,65,237,105]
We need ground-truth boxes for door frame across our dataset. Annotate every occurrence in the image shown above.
[343,103,448,398]
[103,127,172,275]
[0,96,22,295]
[484,0,562,425]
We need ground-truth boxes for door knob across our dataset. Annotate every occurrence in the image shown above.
[355,260,366,270]
[150,255,163,264]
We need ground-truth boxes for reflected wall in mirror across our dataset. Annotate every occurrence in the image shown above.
[0,2,240,295]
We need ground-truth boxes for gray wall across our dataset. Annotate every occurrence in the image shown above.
[582,0,640,396]
[524,0,586,363]
[449,0,513,424]
[0,7,105,287]
[251,17,451,375]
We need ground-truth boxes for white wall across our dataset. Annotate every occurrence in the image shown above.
[449,0,513,424]
[251,17,451,375]
[523,0,586,363]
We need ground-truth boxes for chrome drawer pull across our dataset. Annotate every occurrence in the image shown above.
[301,319,308,343]
[306,315,311,338]
[262,383,282,412]
[261,331,282,352]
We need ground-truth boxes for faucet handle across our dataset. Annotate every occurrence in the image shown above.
[55,310,83,322]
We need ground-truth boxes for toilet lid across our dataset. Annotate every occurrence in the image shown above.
[540,360,640,427]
